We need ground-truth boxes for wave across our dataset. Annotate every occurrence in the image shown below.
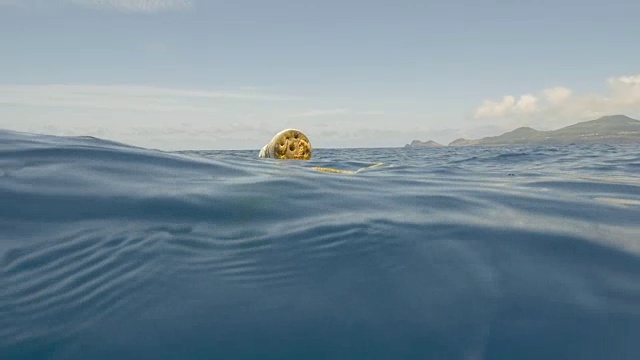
[1,130,640,359]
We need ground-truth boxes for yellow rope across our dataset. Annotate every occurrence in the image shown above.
[313,162,384,174]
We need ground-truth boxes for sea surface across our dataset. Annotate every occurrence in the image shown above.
[1,129,640,359]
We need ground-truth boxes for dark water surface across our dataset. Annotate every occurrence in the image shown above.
[1,130,640,359]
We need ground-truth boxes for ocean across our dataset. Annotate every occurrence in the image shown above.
[1,129,640,359]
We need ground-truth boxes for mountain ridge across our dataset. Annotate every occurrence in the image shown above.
[445,115,640,147]
[404,140,444,148]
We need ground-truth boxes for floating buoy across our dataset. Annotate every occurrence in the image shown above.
[258,129,312,160]
[258,129,384,174]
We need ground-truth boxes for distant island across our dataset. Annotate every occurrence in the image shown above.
[404,140,444,148]
[405,115,640,148]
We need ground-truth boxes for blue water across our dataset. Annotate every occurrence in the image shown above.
[1,129,640,359]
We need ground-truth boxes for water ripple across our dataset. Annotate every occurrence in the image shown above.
[1,130,640,359]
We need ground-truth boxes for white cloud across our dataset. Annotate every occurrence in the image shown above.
[0,84,297,112]
[473,74,640,128]
[68,0,192,13]
[608,75,640,105]
[474,94,538,119]
[0,0,193,12]
[289,109,384,118]
[515,94,538,113]
[0,83,306,150]
[543,87,572,105]
[291,109,351,118]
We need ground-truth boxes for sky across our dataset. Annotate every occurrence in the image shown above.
[1,0,640,150]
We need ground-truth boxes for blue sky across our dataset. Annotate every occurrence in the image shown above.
[1,0,639,150]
